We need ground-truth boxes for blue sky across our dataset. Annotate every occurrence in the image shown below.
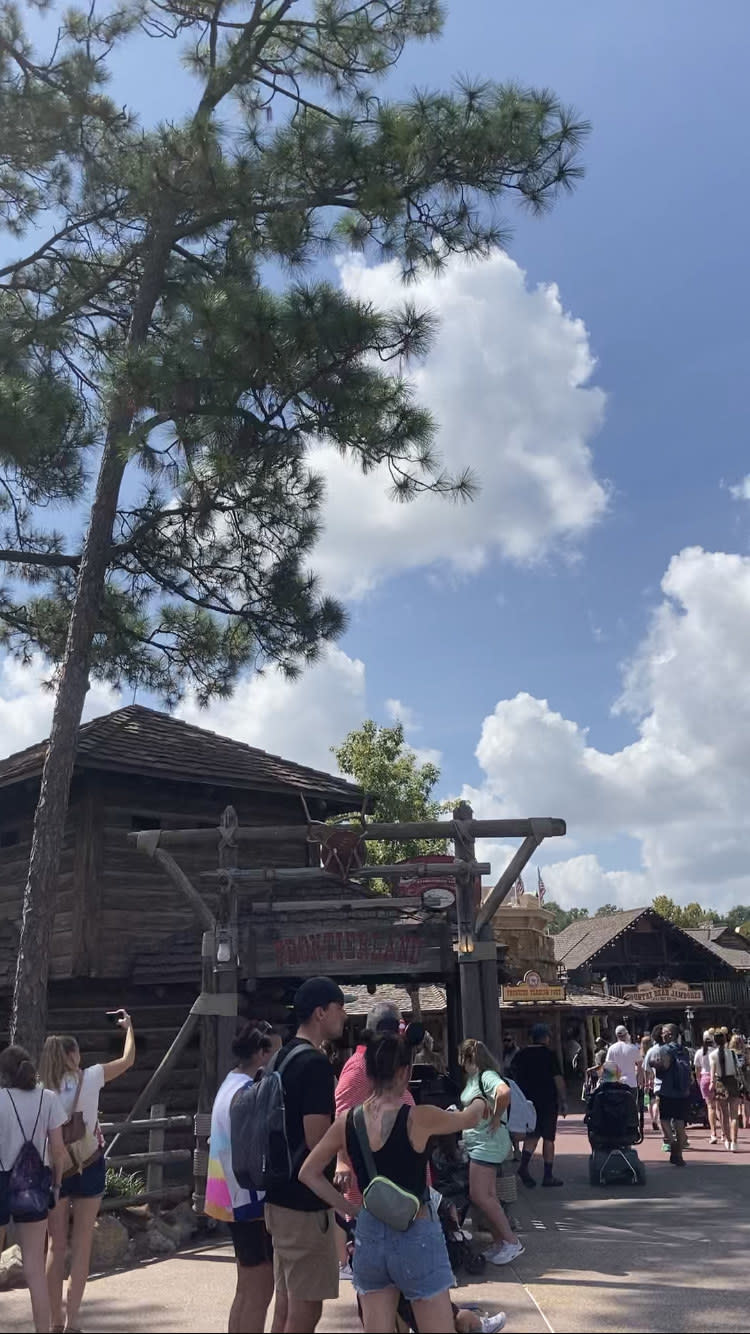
[3,1,750,912]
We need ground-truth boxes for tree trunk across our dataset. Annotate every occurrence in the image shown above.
[11,441,127,1055]
[10,220,175,1056]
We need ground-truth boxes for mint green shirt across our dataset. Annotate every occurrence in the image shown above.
[460,1071,512,1164]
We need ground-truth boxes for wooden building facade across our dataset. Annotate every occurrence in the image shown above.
[0,706,456,1123]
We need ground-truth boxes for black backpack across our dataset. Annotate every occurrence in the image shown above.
[230,1043,311,1192]
[0,1091,51,1216]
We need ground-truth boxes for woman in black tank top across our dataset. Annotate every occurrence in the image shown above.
[299,1033,488,1334]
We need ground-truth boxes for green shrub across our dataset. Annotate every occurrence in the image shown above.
[104,1167,145,1200]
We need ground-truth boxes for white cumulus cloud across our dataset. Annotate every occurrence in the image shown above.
[465,547,750,914]
[312,250,608,598]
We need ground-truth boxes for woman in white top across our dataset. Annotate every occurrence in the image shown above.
[0,1044,67,1333]
[709,1029,741,1152]
[39,1010,136,1333]
[693,1031,717,1143]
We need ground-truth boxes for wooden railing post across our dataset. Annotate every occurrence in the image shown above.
[146,1102,165,1197]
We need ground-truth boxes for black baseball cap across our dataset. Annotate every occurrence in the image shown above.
[294,976,348,1022]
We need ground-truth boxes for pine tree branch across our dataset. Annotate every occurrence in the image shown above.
[0,205,124,281]
[0,549,81,569]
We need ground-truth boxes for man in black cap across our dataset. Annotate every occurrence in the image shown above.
[264,977,347,1333]
[510,1023,567,1188]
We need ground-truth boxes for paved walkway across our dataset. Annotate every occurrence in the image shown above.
[3,1117,749,1333]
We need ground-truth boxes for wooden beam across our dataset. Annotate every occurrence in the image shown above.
[150,846,215,932]
[128,817,566,848]
[474,834,542,933]
[201,860,489,883]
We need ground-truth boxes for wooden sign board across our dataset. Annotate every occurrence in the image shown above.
[246,915,451,978]
[501,985,566,1003]
[621,980,704,1004]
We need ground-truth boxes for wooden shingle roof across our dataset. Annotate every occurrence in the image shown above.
[0,704,364,808]
[554,907,739,975]
[684,927,750,972]
[553,909,646,969]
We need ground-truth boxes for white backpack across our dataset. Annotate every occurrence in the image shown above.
[504,1078,537,1136]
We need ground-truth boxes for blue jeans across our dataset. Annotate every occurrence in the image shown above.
[352,1206,455,1302]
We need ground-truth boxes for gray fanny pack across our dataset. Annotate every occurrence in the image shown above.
[353,1106,423,1232]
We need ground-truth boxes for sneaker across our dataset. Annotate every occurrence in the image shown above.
[730,1141,737,1153]
[518,1172,536,1188]
[725,1139,731,1150]
[480,1316,508,1334]
[541,1175,564,1187]
[669,1147,686,1166]
[487,1241,525,1266]
[661,1142,671,1153]
[339,1263,354,1281]
[709,1135,717,1144]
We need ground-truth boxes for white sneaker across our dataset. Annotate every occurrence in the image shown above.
[730,1141,737,1153]
[480,1316,508,1334]
[709,1135,717,1144]
[339,1262,354,1280]
[487,1241,525,1265]
[725,1139,731,1150]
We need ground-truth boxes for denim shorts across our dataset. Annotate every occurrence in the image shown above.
[352,1206,455,1302]
[60,1152,106,1199]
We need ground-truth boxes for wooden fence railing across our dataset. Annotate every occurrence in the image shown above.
[100,1103,194,1212]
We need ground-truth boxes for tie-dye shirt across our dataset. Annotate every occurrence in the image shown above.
[205,1070,264,1223]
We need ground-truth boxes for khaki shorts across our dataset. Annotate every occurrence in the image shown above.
[264,1203,339,1302]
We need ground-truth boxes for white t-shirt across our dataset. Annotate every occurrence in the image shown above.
[0,1087,66,1171]
[694,1049,712,1077]
[605,1041,642,1088]
[709,1048,739,1081]
[57,1065,106,1138]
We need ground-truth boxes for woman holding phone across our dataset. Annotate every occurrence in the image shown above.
[39,1010,135,1333]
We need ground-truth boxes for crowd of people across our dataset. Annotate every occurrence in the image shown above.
[582,1021,750,1164]
[2,982,748,1334]
[0,1010,135,1332]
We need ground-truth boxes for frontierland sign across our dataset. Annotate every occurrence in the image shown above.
[621,980,704,1004]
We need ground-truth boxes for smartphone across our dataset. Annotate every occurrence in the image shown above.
[105,1009,125,1024]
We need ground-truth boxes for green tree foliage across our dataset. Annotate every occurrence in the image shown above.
[594,903,618,917]
[651,896,720,928]
[333,719,446,868]
[1,0,589,1051]
[724,905,750,932]
[543,902,590,935]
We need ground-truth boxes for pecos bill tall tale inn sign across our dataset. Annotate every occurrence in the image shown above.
[621,979,704,1004]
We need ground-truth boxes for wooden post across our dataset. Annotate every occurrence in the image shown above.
[198,930,218,1115]
[146,1102,165,1198]
[217,806,239,1086]
[453,802,484,1042]
[478,924,501,1059]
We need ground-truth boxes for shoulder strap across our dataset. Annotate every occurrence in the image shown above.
[6,1089,43,1147]
[68,1071,84,1118]
[276,1042,317,1078]
[352,1104,379,1186]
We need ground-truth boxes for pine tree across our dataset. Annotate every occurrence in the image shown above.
[1,0,588,1052]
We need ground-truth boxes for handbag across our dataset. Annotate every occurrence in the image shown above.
[61,1073,101,1178]
[352,1106,423,1232]
[714,1050,741,1102]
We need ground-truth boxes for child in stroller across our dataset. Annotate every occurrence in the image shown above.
[585,1063,646,1186]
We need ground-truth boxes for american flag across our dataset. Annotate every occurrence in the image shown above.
[512,874,525,905]
[537,866,546,906]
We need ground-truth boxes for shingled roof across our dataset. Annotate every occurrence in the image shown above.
[554,907,740,975]
[0,704,364,807]
[684,927,750,972]
[553,909,646,970]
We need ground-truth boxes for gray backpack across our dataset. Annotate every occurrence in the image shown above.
[230,1043,310,1191]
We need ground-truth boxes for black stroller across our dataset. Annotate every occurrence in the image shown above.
[585,1080,646,1186]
